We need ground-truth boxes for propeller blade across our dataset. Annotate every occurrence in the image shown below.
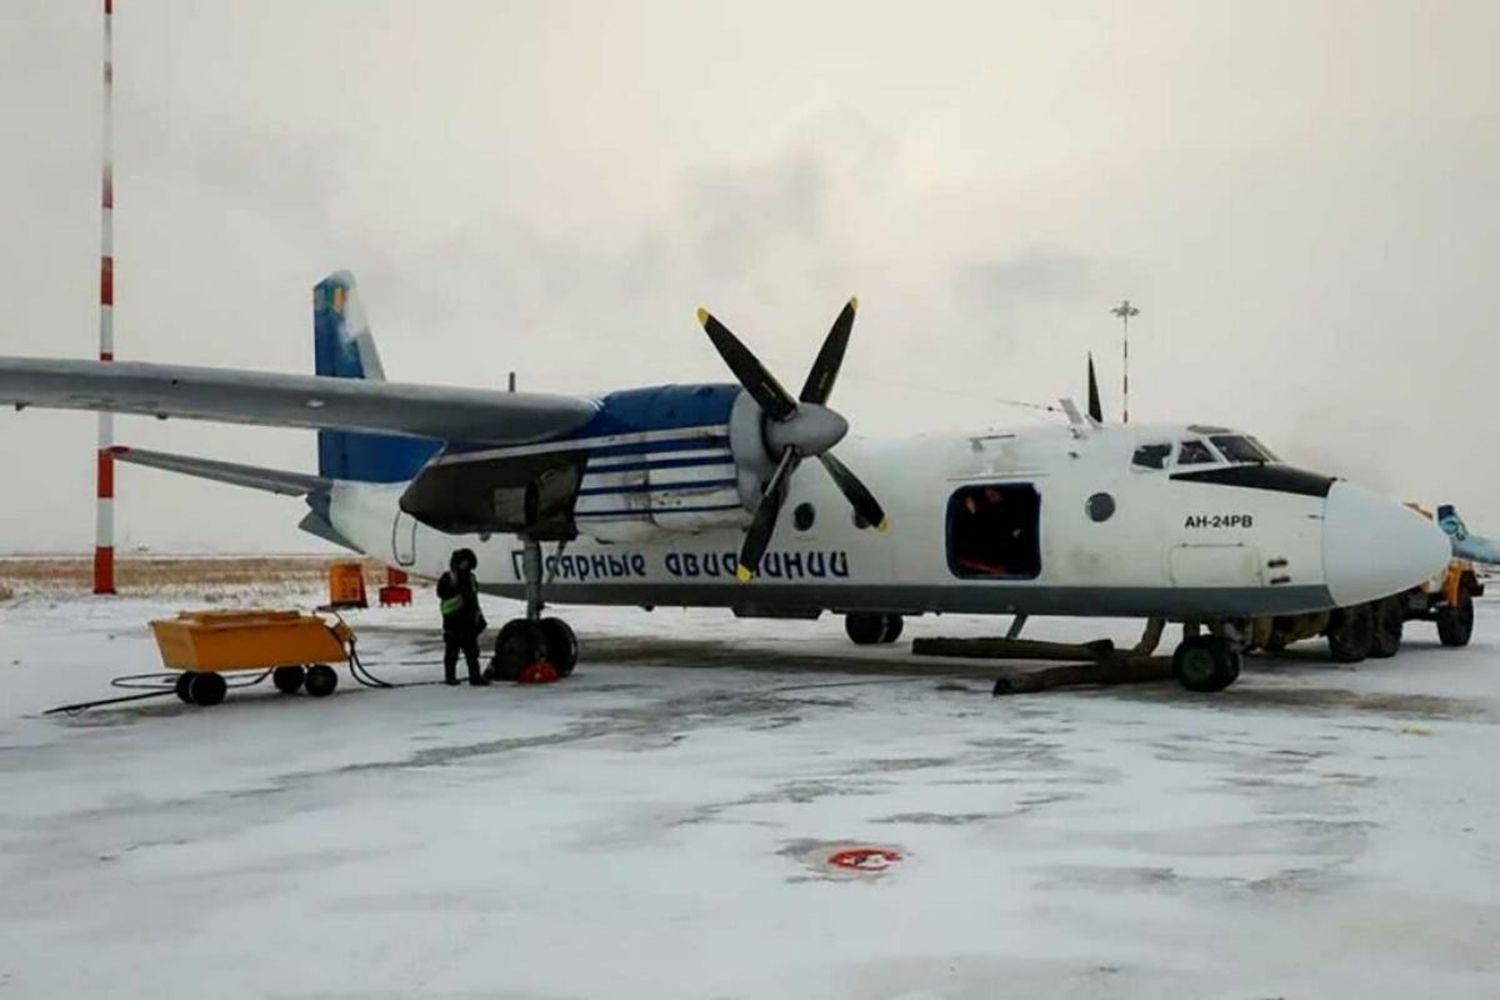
[1086,353,1103,423]
[799,297,857,404]
[696,308,798,421]
[738,450,800,581]
[818,451,888,532]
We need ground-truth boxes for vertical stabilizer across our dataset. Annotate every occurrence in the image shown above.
[312,272,439,482]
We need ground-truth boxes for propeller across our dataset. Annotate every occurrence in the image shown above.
[1086,353,1104,423]
[695,299,887,581]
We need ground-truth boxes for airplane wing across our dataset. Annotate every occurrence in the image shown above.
[109,445,330,496]
[0,357,598,445]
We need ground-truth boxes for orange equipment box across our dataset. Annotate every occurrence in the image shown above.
[149,610,352,673]
[328,562,368,609]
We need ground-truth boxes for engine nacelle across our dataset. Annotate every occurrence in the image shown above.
[401,383,771,544]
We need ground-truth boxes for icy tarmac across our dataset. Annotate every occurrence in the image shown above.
[2,592,1499,998]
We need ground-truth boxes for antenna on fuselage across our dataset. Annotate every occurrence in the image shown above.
[1086,353,1104,424]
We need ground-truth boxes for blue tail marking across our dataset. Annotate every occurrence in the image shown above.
[313,272,440,483]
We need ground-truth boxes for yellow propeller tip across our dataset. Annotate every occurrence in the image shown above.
[695,307,710,327]
[849,296,859,312]
[736,565,754,583]
[876,518,890,533]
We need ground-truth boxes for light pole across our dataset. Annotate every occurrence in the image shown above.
[1110,299,1139,424]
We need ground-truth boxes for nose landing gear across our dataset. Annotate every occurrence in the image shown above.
[488,537,579,682]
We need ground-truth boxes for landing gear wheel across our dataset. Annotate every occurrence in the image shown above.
[272,666,307,694]
[1172,637,1241,693]
[493,620,546,681]
[877,614,904,644]
[845,613,885,645]
[538,617,578,677]
[174,672,194,704]
[1437,593,1474,648]
[1327,604,1374,663]
[186,671,227,707]
[1368,598,1404,659]
[304,664,339,698]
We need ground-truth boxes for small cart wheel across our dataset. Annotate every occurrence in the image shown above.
[304,664,339,698]
[272,666,307,694]
[187,672,227,707]
[174,672,194,704]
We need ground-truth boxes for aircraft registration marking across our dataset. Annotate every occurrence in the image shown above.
[1184,514,1254,529]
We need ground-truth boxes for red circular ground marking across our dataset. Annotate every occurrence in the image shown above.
[827,847,903,872]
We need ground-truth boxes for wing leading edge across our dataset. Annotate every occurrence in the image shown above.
[0,357,598,446]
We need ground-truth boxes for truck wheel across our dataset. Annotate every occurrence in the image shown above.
[304,664,339,697]
[1437,593,1475,648]
[1367,598,1404,659]
[1172,636,1240,693]
[845,613,885,645]
[1326,605,1373,663]
[272,666,306,694]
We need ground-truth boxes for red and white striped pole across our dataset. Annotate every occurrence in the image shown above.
[93,0,116,594]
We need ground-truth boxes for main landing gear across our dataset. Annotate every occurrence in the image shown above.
[488,537,579,682]
[1171,622,1244,693]
[845,612,904,645]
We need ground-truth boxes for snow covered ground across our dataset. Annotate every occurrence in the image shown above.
[2,588,1499,999]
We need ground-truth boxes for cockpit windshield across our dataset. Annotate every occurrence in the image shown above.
[1210,435,1276,464]
[1176,439,1217,465]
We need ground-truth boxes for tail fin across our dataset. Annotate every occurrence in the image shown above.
[313,272,440,482]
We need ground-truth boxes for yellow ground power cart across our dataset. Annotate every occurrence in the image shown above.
[150,609,356,706]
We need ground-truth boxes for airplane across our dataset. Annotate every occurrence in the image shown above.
[0,272,1452,694]
[1437,505,1500,566]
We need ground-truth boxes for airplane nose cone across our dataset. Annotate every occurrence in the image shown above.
[1323,481,1451,607]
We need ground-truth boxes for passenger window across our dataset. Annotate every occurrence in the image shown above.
[1132,443,1172,470]
[947,484,1042,580]
[1177,439,1217,465]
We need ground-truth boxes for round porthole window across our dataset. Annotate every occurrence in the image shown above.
[794,502,816,531]
[1086,492,1116,522]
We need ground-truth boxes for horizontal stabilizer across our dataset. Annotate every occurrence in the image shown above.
[110,446,330,496]
[0,358,597,445]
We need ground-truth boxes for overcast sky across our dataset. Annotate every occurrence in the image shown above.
[1,1,1497,553]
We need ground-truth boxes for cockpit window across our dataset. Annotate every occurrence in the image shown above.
[1249,437,1280,462]
[1132,443,1172,470]
[1211,435,1274,464]
[1177,439,1217,465]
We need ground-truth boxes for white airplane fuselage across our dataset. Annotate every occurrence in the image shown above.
[327,421,1447,621]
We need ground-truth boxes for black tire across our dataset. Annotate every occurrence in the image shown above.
[493,619,545,681]
[174,672,194,704]
[1172,636,1240,693]
[876,614,904,644]
[1368,598,1404,659]
[1327,604,1374,663]
[187,671,227,707]
[539,617,578,678]
[1437,593,1474,648]
[845,613,885,645]
[304,664,339,697]
[272,665,306,694]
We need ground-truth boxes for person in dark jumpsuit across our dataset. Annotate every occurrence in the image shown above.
[437,548,489,686]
